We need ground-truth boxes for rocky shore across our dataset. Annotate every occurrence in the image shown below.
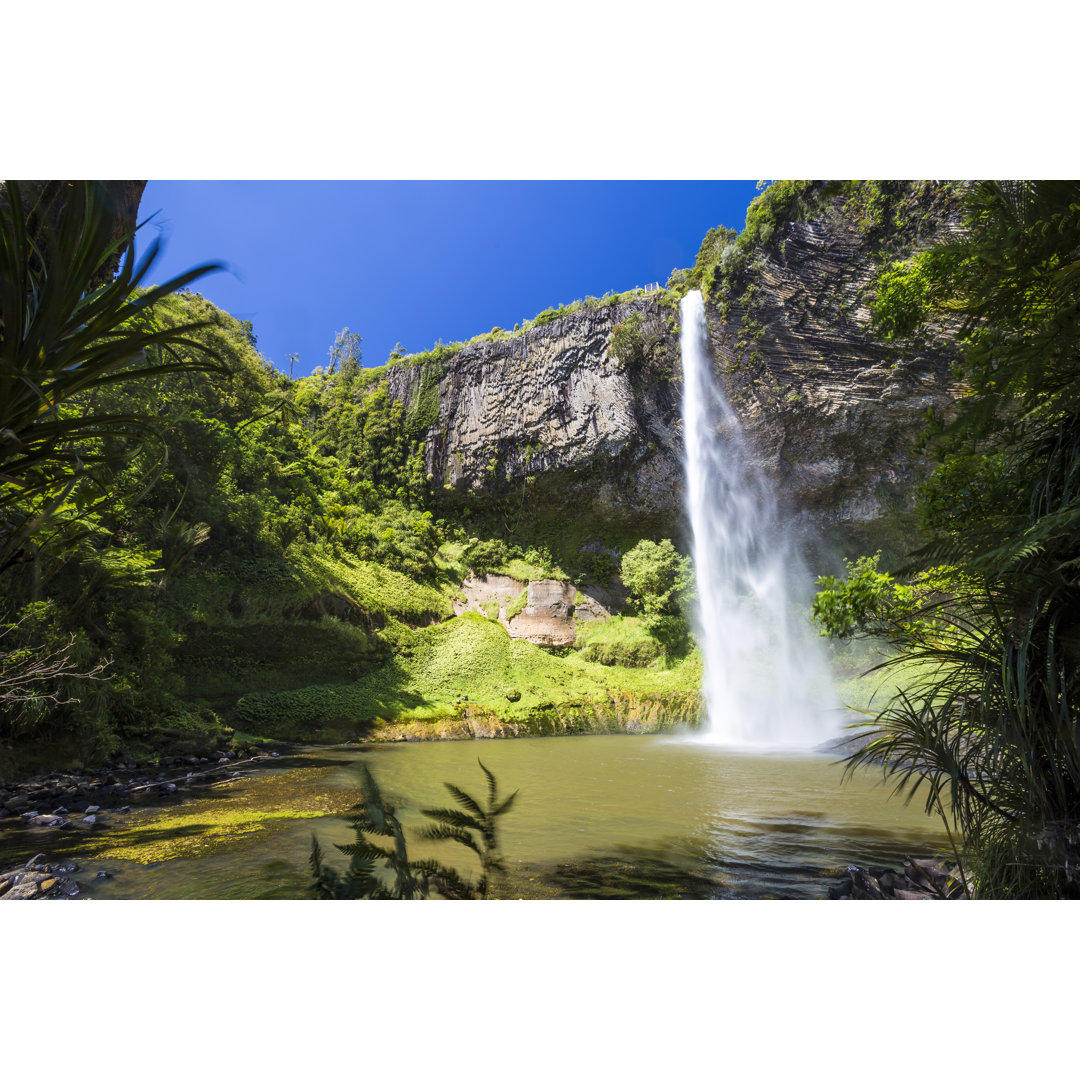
[0,743,295,899]
[829,857,970,899]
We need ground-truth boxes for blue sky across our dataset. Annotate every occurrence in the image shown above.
[136,181,762,378]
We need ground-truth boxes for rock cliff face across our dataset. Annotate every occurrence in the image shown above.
[385,297,684,532]
[701,183,961,555]
[388,182,960,561]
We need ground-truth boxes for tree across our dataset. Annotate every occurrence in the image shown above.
[0,609,110,711]
[328,326,362,379]
[817,181,1080,898]
[0,180,223,574]
[620,539,694,654]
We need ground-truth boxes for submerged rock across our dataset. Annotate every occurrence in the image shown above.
[830,858,969,900]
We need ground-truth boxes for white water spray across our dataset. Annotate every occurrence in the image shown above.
[680,290,836,748]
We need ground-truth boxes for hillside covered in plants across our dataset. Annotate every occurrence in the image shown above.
[0,180,960,775]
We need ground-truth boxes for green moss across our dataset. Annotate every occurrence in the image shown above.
[575,615,664,668]
[505,589,528,620]
[231,611,703,740]
[52,767,358,864]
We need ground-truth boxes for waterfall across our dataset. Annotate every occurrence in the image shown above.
[680,290,836,748]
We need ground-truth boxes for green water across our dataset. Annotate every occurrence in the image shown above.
[0,734,949,899]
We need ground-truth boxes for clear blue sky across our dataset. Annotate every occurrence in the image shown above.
[136,181,762,378]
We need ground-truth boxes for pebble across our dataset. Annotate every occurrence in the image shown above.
[82,815,97,825]
[85,805,100,814]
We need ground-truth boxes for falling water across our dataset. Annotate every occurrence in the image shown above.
[680,290,836,748]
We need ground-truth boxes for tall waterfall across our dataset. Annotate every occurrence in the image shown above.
[680,290,836,748]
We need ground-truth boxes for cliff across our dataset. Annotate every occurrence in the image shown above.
[386,181,961,564]
[385,296,685,534]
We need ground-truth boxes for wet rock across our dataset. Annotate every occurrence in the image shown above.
[82,815,97,825]
[85,805,100,814]
[28,814,65,827]
[1,880,41,900]
[96,870,112,880]
[59,880,80,897]
[848,867,887,900]
[25,853,47,869]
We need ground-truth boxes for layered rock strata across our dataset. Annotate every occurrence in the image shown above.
[387,184,960,558]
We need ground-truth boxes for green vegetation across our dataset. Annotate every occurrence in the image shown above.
[231,612,701,740]
[813,181,1080,898]
[575,616,663,668]
[620,539,694,658]
[310,761,516,899]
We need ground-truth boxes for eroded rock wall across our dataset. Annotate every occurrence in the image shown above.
[386,183,961,560]
[386,298,685,530]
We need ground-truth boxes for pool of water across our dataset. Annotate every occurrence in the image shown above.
[1,734,949,899]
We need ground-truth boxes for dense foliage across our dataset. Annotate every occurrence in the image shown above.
[814,181,1080,898]
[0,184,703,775]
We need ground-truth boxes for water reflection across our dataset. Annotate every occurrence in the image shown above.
[3,734,948,899]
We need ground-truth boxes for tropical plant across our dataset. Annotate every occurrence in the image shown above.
[0,180,222,574]
[309,761,517,899]
[418,759,518,898]
[818,181,1080,898]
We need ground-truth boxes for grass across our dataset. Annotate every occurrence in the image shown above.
[231,612,702,739]
[299,551,451,624]
[574,615,664,668]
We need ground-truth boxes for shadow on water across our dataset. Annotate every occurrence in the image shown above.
[539,843,724,899]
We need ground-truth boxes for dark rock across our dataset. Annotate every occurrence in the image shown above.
[878,870,907,895]
[1,880,41,900]
[848,867,886,900]
[96,870,112,880]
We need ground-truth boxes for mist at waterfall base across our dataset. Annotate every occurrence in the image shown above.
[680,290,838,749]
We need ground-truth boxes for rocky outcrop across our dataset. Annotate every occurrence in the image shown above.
[453,574,624,646]
[387,298,684,532]
[702,183,962,554]
[387,183,961,559]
